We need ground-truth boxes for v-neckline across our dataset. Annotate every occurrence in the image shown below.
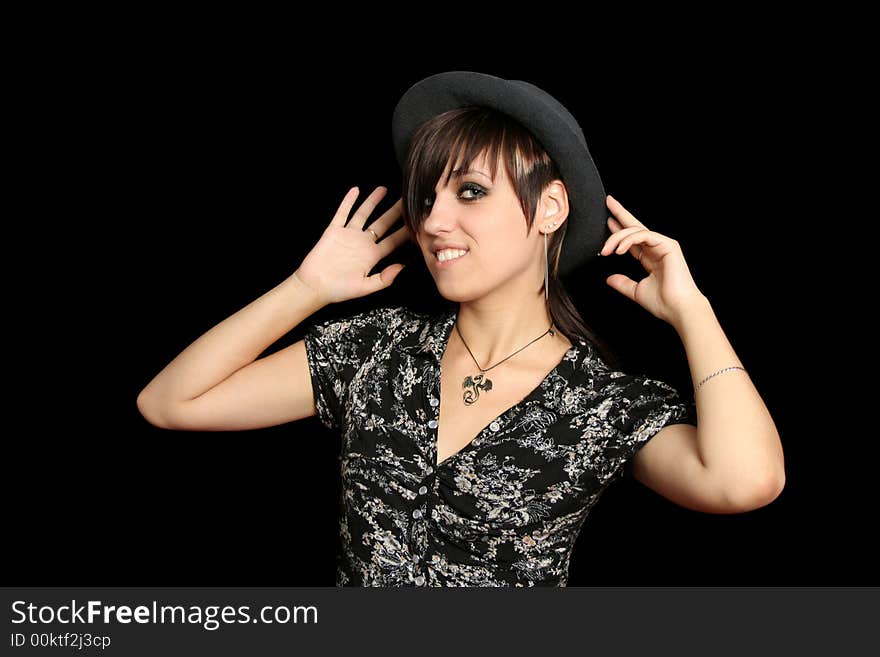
[433,307,576,469]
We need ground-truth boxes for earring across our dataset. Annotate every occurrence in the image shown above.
[544,220,557,301]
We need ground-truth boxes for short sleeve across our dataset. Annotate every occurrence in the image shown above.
[595,369,698,485]
[301,305,389,431]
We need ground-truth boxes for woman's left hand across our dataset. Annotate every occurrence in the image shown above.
[599,194,707,327]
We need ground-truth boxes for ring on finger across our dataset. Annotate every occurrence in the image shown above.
[367,228,379,242]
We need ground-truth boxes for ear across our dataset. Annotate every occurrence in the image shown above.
[541,180,569,228]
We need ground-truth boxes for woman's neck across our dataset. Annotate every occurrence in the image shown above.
[451,298,568,367]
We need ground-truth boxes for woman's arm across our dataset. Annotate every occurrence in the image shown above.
[135,185,410,430]
[136,271,326,422]
[676,295,784,504]
[599,195,785,511]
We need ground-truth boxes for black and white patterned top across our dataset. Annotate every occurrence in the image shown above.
[302,304,697,587]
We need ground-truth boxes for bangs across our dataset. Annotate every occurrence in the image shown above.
[401,106,562,239]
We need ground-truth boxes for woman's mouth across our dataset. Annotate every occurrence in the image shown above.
[434,248,469,269]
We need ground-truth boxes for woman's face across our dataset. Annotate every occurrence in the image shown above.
[415,151,566,302]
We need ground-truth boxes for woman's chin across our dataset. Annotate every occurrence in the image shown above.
[434,282,488,303]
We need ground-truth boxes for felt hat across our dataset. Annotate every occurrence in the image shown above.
[391,70,609,278]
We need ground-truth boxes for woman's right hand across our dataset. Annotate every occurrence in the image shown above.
[293,185,411,305]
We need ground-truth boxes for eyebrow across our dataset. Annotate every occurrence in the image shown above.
[450,168,492,182]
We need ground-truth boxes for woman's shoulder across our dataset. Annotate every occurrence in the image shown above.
[318,304,431,340]
[566,339,673,396]
[365,304,429,330]
[580,351,692,410]
[562,335,606,378]
[316,303,411,326]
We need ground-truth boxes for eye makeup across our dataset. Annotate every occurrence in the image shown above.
[424,183,487,207]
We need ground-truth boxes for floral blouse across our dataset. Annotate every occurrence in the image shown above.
[302,304,697,587]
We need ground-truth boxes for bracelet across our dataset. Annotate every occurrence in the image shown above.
[695,366,747,391]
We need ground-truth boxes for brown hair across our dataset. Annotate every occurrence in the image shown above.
[400,105,621,369]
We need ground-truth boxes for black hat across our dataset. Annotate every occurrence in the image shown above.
[391,70,609,279]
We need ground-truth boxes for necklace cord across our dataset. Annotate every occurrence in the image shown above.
[454,321,556,373]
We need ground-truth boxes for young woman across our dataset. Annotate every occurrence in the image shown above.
[137,74,784,587]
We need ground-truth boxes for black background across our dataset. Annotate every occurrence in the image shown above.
[7,21,873,586]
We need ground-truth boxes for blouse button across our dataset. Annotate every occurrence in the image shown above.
[418,485,428,495]
[429,397,439,407]
[490,421,500,432]
[428,419,438,429]
[425,466,433,475]
[414,575,426,586]
[412,509,422,519]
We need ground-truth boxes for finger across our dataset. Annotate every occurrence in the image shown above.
[365,197,403,238]
[330,187,362,227]
[348,186,389,230]
[615,229,662,255]
[363,262,406,294]
[605,272,639,301]
[600,226,646,255]
[606,194,647,228]
[373,223,411,259]
[605,215,625,236]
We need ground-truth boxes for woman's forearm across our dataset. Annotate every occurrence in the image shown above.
[672,295,785,503]
[137,270,326,407]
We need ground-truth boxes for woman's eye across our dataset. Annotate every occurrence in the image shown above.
[423,183,486,207]
[458,183,486,201]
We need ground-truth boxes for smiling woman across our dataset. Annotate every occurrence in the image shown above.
[136,71,780,589]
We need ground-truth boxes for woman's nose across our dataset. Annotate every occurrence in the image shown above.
[423,192,458,230]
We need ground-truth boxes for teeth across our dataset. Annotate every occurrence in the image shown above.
[437,249,468,262]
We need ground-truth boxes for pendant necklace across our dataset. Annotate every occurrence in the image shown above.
[454,321,556,406]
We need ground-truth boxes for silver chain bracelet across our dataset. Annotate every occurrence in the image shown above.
[695,366,747,391]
